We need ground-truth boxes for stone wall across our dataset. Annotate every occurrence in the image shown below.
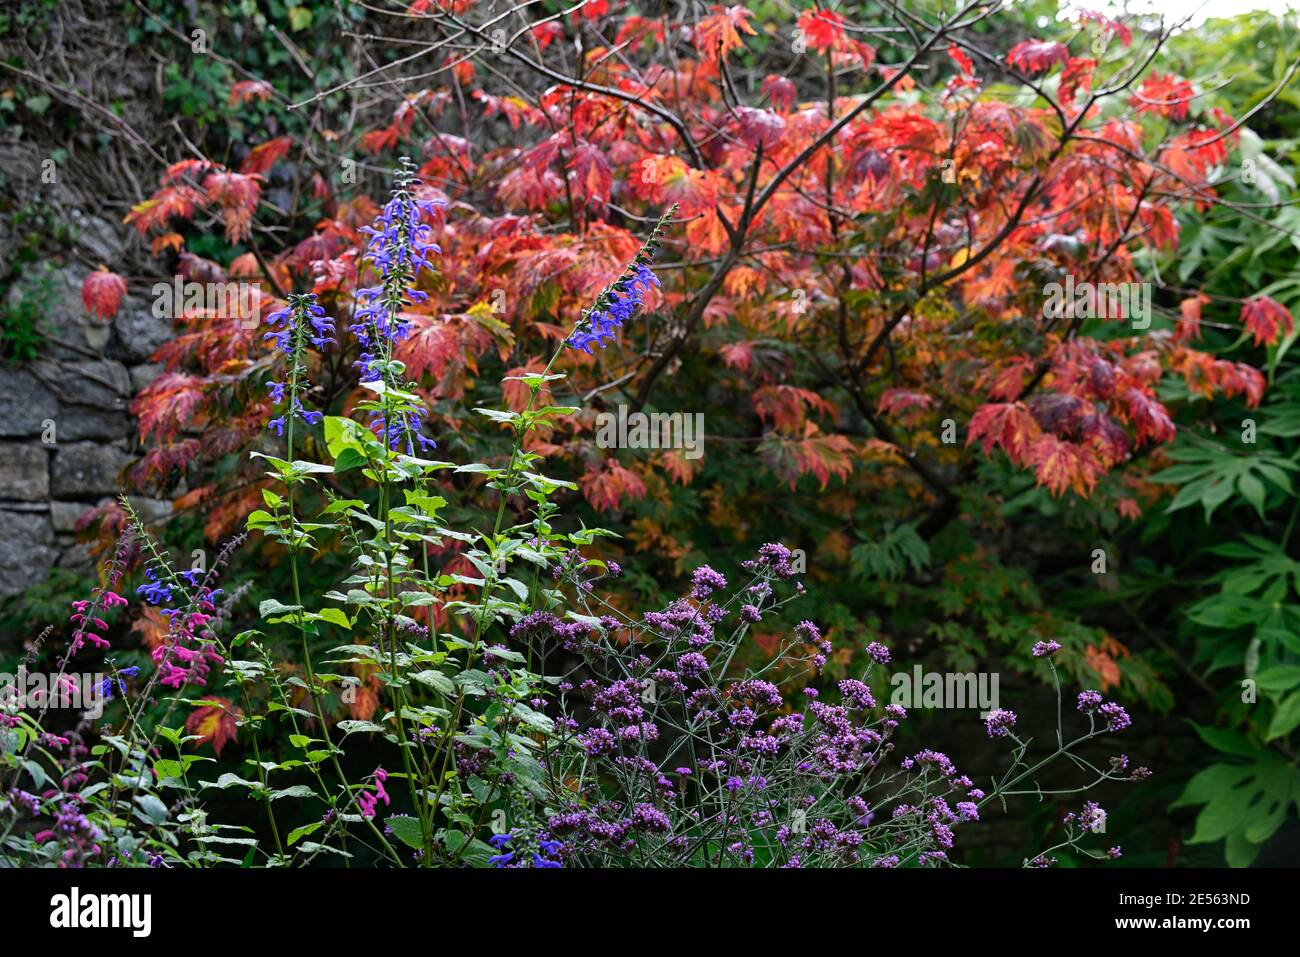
[0,240,173,598]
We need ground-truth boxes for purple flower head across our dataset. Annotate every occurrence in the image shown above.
[678,652,708,678]
[865,641,891,664]
[368,407,437,455]
[569,262,662,353]
[136,567,173,606]
[983,708,1018,738]
[352,160,444,352]
[567,207,674,354]
[838,679,875,711]
[690,565,727,600]
[1076,800,1107,833]
[1032,639,1061,658]
[263,292,333,436]
[1098,701,1131,732]
[1077,690,1103,713]
[348,159,442,453]
[630,803,671,832]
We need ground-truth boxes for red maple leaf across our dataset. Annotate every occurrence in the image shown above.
[123,184,205,235]
[568,141,613,209]
[240,136,293,176]
[752,385,835,433]
[1029,434,1097,497]
[967,402,1041,463]
[1214,360,1266,407]
[762,74,797,112]
[1121,388,1175,444]
[228,79,274,107]
[203,171,262,243]
[580,459,648,511]
[1175,293,1207,343]
[1130,73,1195,121]
[361,124,401,154]
[948,44,974,78]
[788,423,854,489]
[797,9,848,52]
[1059,57,1097,107]
[734,107,787,150]
[81,268,126,320]
[986,356,1036,401]
[531,22,563,50]
[1006,39,1069,73]
[877,389,935,418]
[185,696,240,757]
[719,341,755,371]
[1240,296,1294,347]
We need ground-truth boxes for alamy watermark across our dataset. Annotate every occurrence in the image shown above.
[152,279,262,329]
[594,404,705,460]
[50,888,151,937]
[1,670,108,720]
[1043,274,1152,330]
[890,666,1000,714]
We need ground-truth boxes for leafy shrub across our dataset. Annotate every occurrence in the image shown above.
[6,3,1299,867]
[2,172,1139,867]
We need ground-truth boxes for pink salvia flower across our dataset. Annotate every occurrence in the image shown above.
[358,767,391,818]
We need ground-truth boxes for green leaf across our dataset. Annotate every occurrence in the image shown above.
[270,785,318,801]
[1255,665,1300,693]
[1189,723,1257,757]
[334,447,369,474]
[287,821,323,846]
[1266,691,1300,740]
[1224,828,1262,868]
[337,720,385,735]
[411,670,455,695]
[307,607,351,629]
[134,794,169,824]
[386,815,426,850]
[441,829,496,866]
[201,773,262,791]
[260,598,303,618]
[245,509,275,530]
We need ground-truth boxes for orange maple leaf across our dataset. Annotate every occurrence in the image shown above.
[695,5,757,63]
[580,459,648,511]
[131,606,171,653]
[185,697,240,757]
[1084,636,1129,691]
